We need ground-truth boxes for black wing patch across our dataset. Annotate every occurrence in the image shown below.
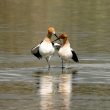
[31,42,42,59]
[32,49,42,59]
[71,50,79,62]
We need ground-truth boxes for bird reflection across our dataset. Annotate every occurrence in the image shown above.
[33,68,78,110]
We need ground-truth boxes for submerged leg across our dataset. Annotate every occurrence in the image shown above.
[46,57,51,68]
[61,59,64,68]
[61,59,65,73]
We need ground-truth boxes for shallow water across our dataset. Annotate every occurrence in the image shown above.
[0,54,110,110]
[0,0,110,110]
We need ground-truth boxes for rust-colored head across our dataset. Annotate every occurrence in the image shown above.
[59,33,68,39]
[48,27,55,35]
[47,27,61,42]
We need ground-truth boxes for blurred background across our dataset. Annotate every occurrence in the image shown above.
[0,0,110,110]
[0,0,110,54]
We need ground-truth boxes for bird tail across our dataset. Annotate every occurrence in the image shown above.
[71,50,79,62]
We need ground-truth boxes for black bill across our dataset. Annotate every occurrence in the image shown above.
[53,33,61,43]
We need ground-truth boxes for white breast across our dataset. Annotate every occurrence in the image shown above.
[39,41,55,57]
[58,46,72,60]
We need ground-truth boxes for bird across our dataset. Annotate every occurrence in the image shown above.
[31,27,60,68]
[57,33,79,68]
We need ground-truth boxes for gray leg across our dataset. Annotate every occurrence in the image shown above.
[62,59,64,68]
[46,57,50,68]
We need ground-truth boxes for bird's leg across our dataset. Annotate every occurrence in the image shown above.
[61,59,65,72]
[46,57,50,68]
[61,59,64,68]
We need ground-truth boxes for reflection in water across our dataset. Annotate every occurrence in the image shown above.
[33,69,77,110]
[0,67,110,110]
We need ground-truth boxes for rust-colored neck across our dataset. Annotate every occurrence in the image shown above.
[62,37,70,46]
[44,33,52,42]
[47,33,52,39]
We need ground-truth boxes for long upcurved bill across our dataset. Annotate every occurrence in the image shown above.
[53,33,61,43]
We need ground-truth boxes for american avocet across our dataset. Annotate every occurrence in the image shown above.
[31,27,60,68]
[58,33,79,68]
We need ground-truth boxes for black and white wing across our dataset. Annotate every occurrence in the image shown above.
[31,43,42,59]
[71,48,79,62]
[52,43,61,51]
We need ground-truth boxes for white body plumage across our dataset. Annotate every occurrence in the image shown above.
[58,45,72,61]
[39,40,55,58]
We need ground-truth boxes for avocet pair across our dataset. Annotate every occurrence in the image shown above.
[31,27,79,68]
